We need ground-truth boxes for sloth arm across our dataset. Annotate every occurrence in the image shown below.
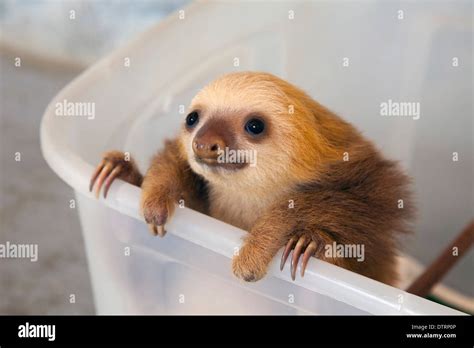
[90,138,208,236]
[234,153,411,283]
[140,138,209,221]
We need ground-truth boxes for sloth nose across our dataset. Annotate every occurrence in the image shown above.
[193,136,226,160]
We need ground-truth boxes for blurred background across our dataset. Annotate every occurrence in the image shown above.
[0,0,472,314]
[0,0,190,314]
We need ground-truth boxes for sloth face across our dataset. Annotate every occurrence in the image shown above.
[184,109,267,170]
[180,72,323,189]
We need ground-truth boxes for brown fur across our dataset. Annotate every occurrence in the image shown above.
[141,139,208,227]
[96,72,414,285]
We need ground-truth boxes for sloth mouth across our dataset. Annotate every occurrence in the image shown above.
[195,157,247,171]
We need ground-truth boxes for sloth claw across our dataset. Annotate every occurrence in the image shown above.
[281,235,317,280]
[90,161,121,199]
[148,223,166,237]
[300,241,317,277]
[280,236,298,271]
[103,165,122,198]
[89,151,132,199]
[89,160,105,192]
[94,164,112,198]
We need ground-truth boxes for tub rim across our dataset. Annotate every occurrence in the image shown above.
[39,1,464,316]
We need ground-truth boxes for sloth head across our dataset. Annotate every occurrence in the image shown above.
[180,72,353,190]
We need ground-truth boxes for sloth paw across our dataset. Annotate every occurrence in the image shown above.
[280,234,318,281]
[232,245,268,282]
[89,150,140,199]
[141,193,175,238]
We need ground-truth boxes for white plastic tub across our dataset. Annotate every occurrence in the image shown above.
[40,1,467,315]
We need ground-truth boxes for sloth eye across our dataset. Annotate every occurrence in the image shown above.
[245,118,265,135]
[186,111,199,128]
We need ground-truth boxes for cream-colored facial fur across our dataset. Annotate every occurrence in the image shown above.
[179,72,336,229]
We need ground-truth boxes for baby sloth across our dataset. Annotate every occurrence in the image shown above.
[90,72,413,285]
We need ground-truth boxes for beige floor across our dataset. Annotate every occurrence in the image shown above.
[0,46,94,314]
